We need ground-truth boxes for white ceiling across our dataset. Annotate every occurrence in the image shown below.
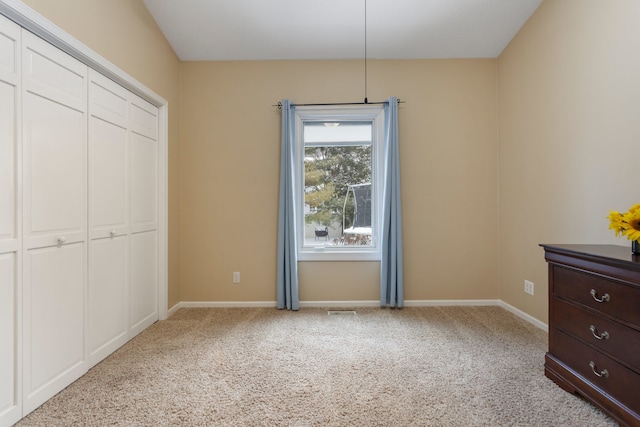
[142,0,543,61]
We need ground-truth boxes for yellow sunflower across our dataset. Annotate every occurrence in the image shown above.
[622,208,640,241]
[607,210,625,237]
[629,203,640,214]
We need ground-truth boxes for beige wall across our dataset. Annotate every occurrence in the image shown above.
[498,0,640,322]
[180,59,499,303]
[22,0,182,308]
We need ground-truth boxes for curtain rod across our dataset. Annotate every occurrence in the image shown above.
[273,99,403,109]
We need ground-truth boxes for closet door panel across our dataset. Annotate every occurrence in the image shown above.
[131,132,157,232]
[0,254,17,422]
[88,236,128,366]
[22,30,86,250]
[23,243,85,414]
[130,97,158,234]
[89,72,129,240]
[0,14,21,427]
[0,15,19,251]
[0,81,16,245]
[21,29,87,417]
[130,230,157,335]
[90,75,127,128]
[87,71,130,366]
[23,95,85,247]
[130,99,157,140]
[0,17,18,75]
[89,117,128,238]
[22,32,85,111]
[129,95,158,337]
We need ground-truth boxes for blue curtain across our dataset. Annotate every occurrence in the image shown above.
[276,99,299,310]
[380,97,404,308]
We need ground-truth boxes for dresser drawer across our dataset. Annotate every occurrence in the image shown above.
[553,297,640,370]
[553,265,640,326]
[550,328,640,413]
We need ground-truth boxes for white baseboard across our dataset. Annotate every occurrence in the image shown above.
[404,299,501,307]
[167,299,548,332]
[498,300,548,332]
[175,301,277,310]
[167,303,181,317]
[300,300,380,308]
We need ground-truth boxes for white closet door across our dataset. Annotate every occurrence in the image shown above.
[88,235,128,365]
[0,14,21,427]
[89,71,128,239]
[0,254,18,427]
[130,97,158,336]
[22,31,86,249]
[87,71,129,366]
[130,230,158,335]
[131,98,158,233]
[21,30,87,415]
[22,244,84,414]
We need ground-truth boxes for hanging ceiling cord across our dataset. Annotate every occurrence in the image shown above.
[364,0,368,104]
[273,0,405,109]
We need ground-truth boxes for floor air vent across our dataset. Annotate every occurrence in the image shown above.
[327,310,356,316]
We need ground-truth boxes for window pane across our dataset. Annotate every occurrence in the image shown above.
[303,141,372,247]
[304,122,372,145]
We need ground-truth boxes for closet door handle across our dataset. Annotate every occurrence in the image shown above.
[110,229,117,238]
[590,289,610,303]
[589,325,609,340]
[56,236,66,245]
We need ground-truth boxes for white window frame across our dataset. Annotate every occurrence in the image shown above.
[293,104,385,261]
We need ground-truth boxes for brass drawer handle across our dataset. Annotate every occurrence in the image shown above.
[590,289,610,303]
[588,361,609,378]
[589,325,609,340]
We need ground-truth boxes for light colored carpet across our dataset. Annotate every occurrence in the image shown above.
[16,306,616,426]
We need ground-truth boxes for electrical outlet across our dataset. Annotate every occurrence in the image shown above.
[524,280,534,296]
[233,272,240,283]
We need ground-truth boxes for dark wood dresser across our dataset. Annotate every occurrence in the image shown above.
[541,244,640,426]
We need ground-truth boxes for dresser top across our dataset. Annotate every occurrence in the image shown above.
[540,244,640,270]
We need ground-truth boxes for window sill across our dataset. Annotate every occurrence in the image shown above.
[298,250,381,262]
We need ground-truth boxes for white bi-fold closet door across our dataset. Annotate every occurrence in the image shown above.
[21,29,88,414]
[0,9,163,425]
[0,13,21,427]
[88,71,160,366]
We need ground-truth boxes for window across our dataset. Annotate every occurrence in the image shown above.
[293,105,385,260]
